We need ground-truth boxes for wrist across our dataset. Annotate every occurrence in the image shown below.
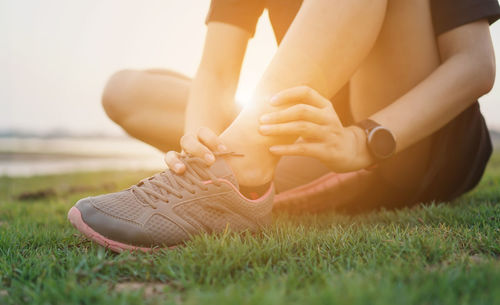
[347,125,375,169]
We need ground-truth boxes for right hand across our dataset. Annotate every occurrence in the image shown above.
[165,127,228,174]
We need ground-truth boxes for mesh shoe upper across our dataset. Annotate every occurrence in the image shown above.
[90,190,145,221]
[74,154,274,248]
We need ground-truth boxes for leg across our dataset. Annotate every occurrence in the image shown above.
[102,69,190,152]
[274,0,449,212]
[349,0,440,193]
[219,0,388,186]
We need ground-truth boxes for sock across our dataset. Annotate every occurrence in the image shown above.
[239,182,272,200]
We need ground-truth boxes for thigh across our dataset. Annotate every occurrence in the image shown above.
[114,69,191,112]
[103,69,191,151]
[143,69,191,81]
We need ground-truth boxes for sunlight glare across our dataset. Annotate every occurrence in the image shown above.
[235,11,277,108]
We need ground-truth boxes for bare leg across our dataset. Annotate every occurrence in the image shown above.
[275,0,445,212]
[219,0,388,187]
[102,68,241,152]
[102,67,351,154]
[103,69,191,152]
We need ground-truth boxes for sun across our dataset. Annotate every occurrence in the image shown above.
[235,87,254,108]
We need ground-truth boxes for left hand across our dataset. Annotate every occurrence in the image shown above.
[164,127,227,174]
[258,86,373,172]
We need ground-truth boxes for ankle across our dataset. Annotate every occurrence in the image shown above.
[230,161,275,187]
[221,124,276,186]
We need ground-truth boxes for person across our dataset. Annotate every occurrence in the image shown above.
[68,0,499,252]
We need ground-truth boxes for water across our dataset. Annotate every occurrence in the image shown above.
[4,134,498,177]
[0,137,166,177]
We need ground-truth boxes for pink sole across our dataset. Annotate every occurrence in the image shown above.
[67,207,174,253]
[274,170,370,205]
[274,172,352,203]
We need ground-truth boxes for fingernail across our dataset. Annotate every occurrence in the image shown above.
[218,144,227,152]
[269,146,278,152]
[259,125,270,134]
[260,114,271,123]
[205,153,215,163]
[174,163,184,172]
[270,95,279,105]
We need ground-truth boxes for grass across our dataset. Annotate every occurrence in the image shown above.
[1,154,499,305]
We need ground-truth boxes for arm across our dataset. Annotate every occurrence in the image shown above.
[370,20,495,153]
[259,20,495,172]
[164,22,249,173]
[184,22,250,134]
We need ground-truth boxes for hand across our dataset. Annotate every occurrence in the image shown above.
[164,127,228,174]
[258,86,373,172]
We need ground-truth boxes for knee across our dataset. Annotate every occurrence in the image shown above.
[102,69,138,124]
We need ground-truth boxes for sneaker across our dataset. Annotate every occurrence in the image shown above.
[67,154,274,252]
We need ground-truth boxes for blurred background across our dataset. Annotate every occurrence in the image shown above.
[2,0,500,176]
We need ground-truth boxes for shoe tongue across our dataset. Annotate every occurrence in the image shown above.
[207,157,239,189]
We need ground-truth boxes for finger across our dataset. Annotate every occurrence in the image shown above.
[164,151,186,174]
[259,121,327,140]
[197,127,227,153]
[270,86,331,108]
[269,143,325,158]
[260,104,328,125]
[180,134,215,164]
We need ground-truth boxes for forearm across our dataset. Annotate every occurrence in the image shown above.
[184,69,239,134]
[268,54,495,171]
[183,22,249,135]
[370,48,495,153]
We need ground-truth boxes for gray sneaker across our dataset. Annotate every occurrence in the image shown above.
[67,154,274,252]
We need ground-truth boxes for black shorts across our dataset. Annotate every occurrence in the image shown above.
[410,102,492,204]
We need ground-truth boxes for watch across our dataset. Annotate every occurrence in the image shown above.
[356,119,396,160]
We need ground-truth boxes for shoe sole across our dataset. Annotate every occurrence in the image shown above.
[273,171,367,213]
[67,207,175,253]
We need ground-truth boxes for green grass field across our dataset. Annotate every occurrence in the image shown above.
[1,153,499,305]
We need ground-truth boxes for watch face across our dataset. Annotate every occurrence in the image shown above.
[368,127,396,159]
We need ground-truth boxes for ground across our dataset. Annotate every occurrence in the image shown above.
[0,154,499,305]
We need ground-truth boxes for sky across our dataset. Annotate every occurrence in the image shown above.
[2,0,500,136]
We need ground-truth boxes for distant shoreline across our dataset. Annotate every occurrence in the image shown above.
[2,129,499,147]
[0,137,165,177]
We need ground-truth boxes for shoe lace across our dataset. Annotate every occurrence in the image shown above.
[131,152,241,209]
